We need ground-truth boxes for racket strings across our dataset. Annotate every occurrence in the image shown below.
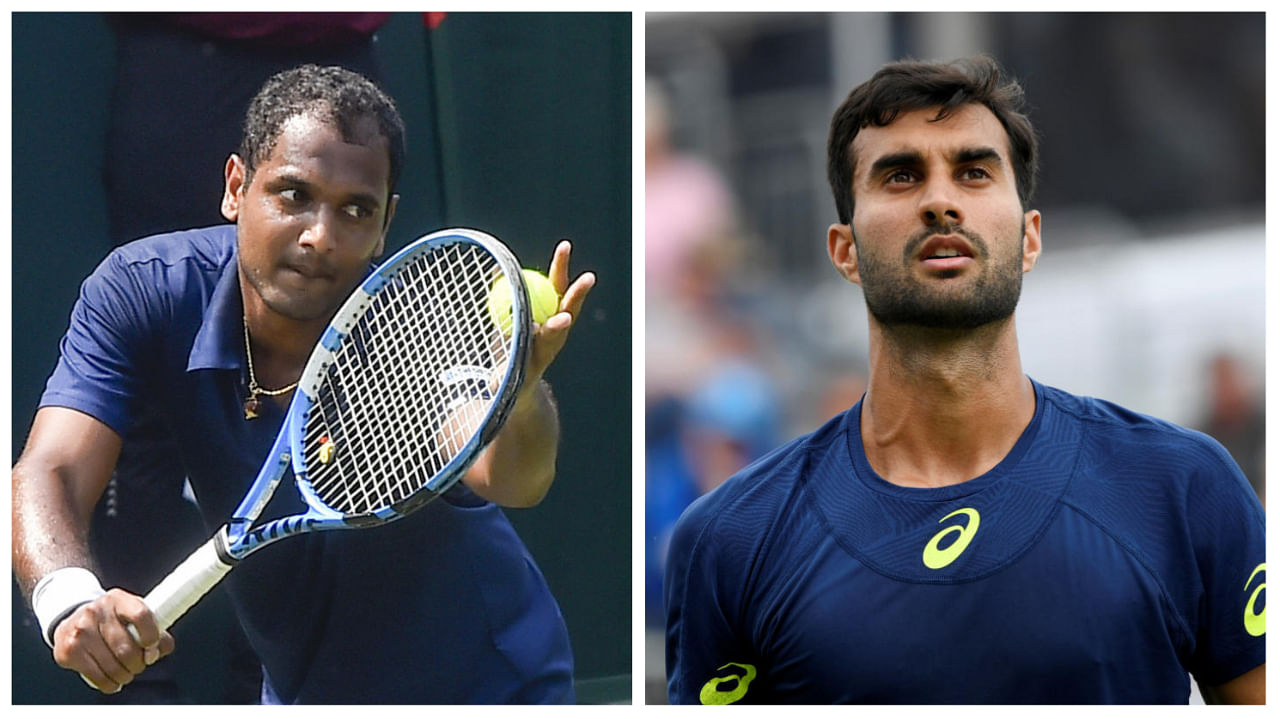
[318,251,495,511]
[432,251,502,457]
[301,244,514,516]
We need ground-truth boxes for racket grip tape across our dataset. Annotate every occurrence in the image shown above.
[134,526,238,635]
[82,529,236,692]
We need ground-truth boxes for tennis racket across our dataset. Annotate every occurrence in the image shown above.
[128,227,533,637]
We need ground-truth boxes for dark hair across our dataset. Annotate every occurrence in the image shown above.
[240,64,406,197]
[826,55,1038,224]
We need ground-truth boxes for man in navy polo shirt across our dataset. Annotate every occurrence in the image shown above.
[13,64,594,703]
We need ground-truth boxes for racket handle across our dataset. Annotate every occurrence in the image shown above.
[139,527,237,633]
[80,529,235,692]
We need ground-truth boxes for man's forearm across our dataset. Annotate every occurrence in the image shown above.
[12,461,99,601]
[464,380,560,507]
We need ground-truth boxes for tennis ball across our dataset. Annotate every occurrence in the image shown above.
[487,269,561,334]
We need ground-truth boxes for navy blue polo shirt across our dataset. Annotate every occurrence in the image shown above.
[666,380,1265,703]
[41,226,575,704]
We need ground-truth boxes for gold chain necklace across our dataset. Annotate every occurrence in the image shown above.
[242,317,299,419]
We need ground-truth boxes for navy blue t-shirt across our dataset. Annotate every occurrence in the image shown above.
[41,226,575,703]
[665,380,1265,703]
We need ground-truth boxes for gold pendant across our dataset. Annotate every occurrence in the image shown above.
[243,395,262,420]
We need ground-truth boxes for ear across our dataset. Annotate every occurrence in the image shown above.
[828,223,861,286]
[1021,209,1042,273]
[221,154,247,222]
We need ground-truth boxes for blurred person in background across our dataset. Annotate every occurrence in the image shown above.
[1197,352,1264,505]
[664,55,1264,704]
[645,78,740,308]
[813,369,869,430]
[682,355,782,497]
[106,13,394,244]
[645,351,781,628]
[644,78,784,633]
[644,78,747,402]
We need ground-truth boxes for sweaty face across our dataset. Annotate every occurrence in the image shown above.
[846,104,1038,330]
[225,112,393,323]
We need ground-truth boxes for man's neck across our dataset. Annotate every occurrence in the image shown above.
[239,284,327,391]
[859,315,1035,489]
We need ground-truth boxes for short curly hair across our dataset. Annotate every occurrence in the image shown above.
[827,55,1038,225]
[240,64,406,197]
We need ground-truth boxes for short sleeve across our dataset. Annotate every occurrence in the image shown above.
[40,251,157,436]
[664,495,759,705]
[1183,438,1266,687]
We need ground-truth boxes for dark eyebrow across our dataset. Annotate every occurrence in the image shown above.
[270,173,382,210]
[865,146,1005,177]
[865,151,924,180]
[343,190,383,210]
[952,146,1004,168]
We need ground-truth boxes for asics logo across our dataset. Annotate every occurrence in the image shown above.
[1243,563,1265,637]
[699,662,757,705]
[923,507,981,569]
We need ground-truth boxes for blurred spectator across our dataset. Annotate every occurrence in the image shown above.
[645,77,753,401]
[105,13,390,244]
[814,370,869,429]
[683,359,782,496]
[645,79,741,304]
[645,356,781,629]
[644,397,699,627]
[1198,352,1265,504]
[647,77,781,629]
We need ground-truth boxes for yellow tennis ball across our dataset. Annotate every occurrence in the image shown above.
[487,269,561,334]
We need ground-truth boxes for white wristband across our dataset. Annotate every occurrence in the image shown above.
[32,567,106,648]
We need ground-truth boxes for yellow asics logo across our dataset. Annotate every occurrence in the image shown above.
[1243,563,1265,637]
[923,508,981,569]
[699,662,757,705]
